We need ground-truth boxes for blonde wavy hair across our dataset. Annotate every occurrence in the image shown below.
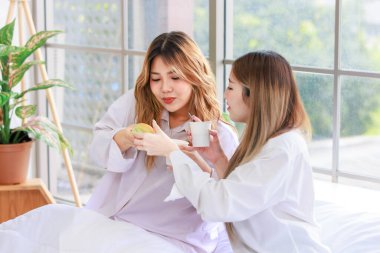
[134,31,222,168]
[224,51,312,239]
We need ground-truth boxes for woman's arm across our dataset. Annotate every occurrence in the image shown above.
[89,90,138,172]
[212,121,239,177]
[169,145,293,222]
[113,125,135,152]
[213,153,229,177]
[186,120,239,178]
[179,148,213,175]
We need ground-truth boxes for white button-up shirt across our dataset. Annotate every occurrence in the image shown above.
[169,130,331,253]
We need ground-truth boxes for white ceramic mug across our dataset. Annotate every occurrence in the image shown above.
[189,121,212,147]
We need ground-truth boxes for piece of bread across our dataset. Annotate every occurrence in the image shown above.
[131,123,155,133]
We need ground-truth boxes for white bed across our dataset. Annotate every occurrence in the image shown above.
[315,200,380,253]
[314,180,380,253]
[0,204,182,253]
[1,182,380,253]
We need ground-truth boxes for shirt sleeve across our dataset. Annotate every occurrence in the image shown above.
[207,121,239,179]
[216,121,239,160]
[88,90,138,172]
[170,145,292,222]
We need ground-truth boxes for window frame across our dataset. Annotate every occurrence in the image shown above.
[34,0,380,203]
[222,0,380,186]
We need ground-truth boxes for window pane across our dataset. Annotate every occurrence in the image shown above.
[55,128,102,202]
[296,72,334,170]
[44,0,206,202]
[46,48,123,201]
[341,0,380,72]
[47,0,122,48]
[340,76,380,178]
[233,0,335,68]
[126,56,145,90]
[126,0,209,55]
[194,0,209,56]
[46,48,123,126]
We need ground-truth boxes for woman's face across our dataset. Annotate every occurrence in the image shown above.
[150,56,192,115]
[224,71,250,123]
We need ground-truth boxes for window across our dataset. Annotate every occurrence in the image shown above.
[37,0,380,203]
[42,0,209,202]
[227,0,380,189]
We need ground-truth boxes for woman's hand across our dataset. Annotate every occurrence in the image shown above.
[188,116,226,165]
[113,125,135,152]
[180,146,213,175]
[134,120,179,156]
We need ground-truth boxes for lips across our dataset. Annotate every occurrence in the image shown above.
[163,97,175,104]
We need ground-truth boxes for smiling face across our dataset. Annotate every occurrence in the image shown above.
[224,71,250,123]
[149,56,193,117]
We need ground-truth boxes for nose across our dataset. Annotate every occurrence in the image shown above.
[161,79,173,92]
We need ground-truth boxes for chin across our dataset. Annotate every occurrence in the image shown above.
[162,104,179,112]
[229,113,237,122]
[230,114,244,123]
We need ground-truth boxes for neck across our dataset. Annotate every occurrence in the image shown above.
[169,107,191,128]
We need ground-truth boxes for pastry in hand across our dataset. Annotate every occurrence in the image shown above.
[131,123,155,133]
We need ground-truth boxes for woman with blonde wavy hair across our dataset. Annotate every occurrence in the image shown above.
[136,51,331,253]
[86,31,238,253]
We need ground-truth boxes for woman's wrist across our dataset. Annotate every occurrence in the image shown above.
[214,153,228,166]
[113,131,131,152]
[167,145,180,157]
[213,154,229,177]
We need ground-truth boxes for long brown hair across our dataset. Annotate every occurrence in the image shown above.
[134,31,221,168]
[224,50,311,238]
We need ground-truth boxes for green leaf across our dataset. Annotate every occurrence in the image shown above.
[15,116,73,154]
[0,19,15,46]
[25,30,62,52]
[0,57,9,80]
[10,47,31,68]
[9,60,44,87]
[0,44,24,57]
[14,79,74,99]
[0,92,10,107]
[1,45,27,81]
[15,105,36,119]
[0,80,7,89]
[12,30,62,67]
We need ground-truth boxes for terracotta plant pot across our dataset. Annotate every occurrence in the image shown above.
[0,141,33,185]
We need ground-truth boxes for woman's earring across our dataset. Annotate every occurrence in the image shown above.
[244,87,250,97]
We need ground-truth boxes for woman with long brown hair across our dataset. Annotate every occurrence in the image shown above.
[86,31,238,253]
[136,51,331,252]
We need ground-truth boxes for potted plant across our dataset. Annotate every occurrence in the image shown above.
[0,20,72,184]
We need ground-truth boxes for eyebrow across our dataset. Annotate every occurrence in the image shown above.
[228,78,235,83]
[150,71,177,75]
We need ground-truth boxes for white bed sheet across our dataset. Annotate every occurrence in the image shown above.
[315,200,380,253]
[1,201,380,253]
[0,204,183,253]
